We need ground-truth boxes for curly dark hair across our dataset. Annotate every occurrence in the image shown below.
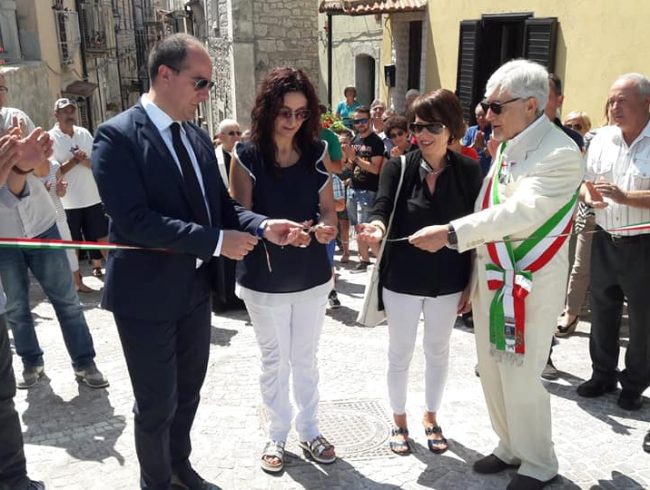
[412,89,466,143]
[383,115,408,137]
[250,67,321,171]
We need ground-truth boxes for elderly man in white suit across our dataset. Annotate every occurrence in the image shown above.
[408,59,583,489]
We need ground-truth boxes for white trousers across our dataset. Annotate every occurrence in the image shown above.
[245,293,328,442]
[383,287,461,415]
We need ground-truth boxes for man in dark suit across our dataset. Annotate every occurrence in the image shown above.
[92,34,300,489]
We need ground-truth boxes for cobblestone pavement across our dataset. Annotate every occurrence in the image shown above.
[10,256,650,490]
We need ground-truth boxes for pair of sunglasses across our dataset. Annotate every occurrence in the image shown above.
[277,108,311,121]
[409,122,446,135]
[166,64,215,90]
[566,123,583,131]
[389,129,406,139]
[352,118,369,125]
[479,97,521,115]
[226,130,242,136]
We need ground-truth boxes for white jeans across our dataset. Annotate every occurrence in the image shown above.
[245,293,328,442]
[383,287,461,414]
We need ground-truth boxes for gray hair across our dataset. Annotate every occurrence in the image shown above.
[217,118,239,133]
[614,73,650,97]
[370,99,385,109]
[405,89,420,99]
[485,59,549,115]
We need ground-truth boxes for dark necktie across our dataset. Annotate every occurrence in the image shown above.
[170,122,210,225]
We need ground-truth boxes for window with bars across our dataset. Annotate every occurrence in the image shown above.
[53,9,81,65]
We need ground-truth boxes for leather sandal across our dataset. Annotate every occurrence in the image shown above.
[424,425,448,454]
[298,435,336,464]
[389,427,411,455]
[260,440,285,473]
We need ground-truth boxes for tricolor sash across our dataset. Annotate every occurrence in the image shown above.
[482,143,578,359]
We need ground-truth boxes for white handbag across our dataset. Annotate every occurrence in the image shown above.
[357,156,406,327]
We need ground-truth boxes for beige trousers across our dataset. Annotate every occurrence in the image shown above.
[564,216,595,316]
[473,266,561,481]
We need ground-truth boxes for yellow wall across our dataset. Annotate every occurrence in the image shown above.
[32,1,84,109]
[383,0,650,124]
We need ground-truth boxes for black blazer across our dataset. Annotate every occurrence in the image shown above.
[92,102,265,321]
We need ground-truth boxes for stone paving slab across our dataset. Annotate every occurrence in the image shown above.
[9,258,650,489]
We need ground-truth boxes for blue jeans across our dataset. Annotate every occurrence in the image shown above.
[0,225,96,369]
[346,188,377,226]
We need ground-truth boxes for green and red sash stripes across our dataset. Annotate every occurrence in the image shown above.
[482,142,578,356]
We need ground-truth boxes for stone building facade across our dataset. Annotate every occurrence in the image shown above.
[205,0,320,129]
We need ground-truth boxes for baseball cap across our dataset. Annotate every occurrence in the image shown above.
[54,98,77,111]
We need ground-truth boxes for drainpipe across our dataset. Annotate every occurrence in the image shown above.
[327,13,333,109]
[75,0,95,131]
[112,1,125,111]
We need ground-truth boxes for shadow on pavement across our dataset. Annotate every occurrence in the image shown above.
[281,450,402,489]
[589,470,646,489]
[22,377,126,465]
[411,439,580,489]
[544,372,650,434]
[210,326,238,346]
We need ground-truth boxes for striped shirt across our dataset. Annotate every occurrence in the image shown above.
[585,121,650,236]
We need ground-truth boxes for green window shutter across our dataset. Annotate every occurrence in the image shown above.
[523,17,558,72]
[456,20,482,122]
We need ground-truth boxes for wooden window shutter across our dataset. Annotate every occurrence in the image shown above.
[456,20,481,122]
[523,17,558,72]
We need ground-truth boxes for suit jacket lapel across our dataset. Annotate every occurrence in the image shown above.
[133,104,184,182]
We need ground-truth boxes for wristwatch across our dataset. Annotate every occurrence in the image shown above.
[447,224,458,247]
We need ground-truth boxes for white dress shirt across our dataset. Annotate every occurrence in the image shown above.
[140,95,223,261]
[585,120,650,236]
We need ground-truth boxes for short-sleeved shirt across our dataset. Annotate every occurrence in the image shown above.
[462,124,492,175]
[320,128,343,162]
[49,124,102,210]
[351,131,385,192]
[335,100,361,129]
[585,121,650,236]
[234,140,332,295]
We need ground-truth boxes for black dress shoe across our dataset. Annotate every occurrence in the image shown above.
[171,465,220,490]
[643,430,650,453]
[473,454,519,474]
[27,481,45,490]
[507,474,556,490]
[618,390,643,410]
[576,378,617,398]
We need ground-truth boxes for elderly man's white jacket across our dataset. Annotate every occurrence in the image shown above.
[451,115,584,312]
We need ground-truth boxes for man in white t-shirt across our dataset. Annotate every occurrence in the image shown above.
[49,98,107,277]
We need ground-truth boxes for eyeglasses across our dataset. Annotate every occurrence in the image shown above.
[479,98,521,115]
[0,86,9,94]
[388,129,405,139]
[226,130,242,136]
[166,65,215,90]
[409,122,446,135]
[277,108,311,121]
[566,123,583,131]
[352,118,369,125]
[189,77,215,90]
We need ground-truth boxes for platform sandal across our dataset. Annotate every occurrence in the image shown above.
[298,435,336,464]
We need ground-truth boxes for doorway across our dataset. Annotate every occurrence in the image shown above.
[355,54,376,106]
